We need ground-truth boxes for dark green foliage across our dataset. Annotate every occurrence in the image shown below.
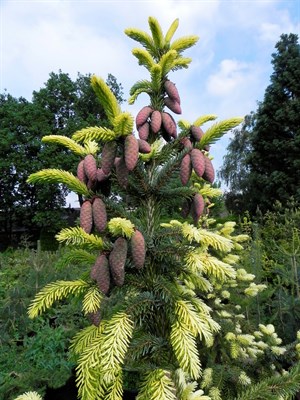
[0,72,124,249]
[247,34,300,213]
[240,204,300,344]
[0,247,86,399]
[220,34,300,215]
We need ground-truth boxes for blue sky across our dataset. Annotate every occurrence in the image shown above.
[1,0,299,205]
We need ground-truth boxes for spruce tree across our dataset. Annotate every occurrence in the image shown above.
[26,18,300,400]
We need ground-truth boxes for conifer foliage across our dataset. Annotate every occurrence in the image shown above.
[27,17,299,400]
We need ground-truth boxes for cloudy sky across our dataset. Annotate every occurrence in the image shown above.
[1,0,299,204]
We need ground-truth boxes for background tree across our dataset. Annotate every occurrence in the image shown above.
[218,113,255,214]
[247,33,300,214]
[219,33,300,215]
[0,72,123,249]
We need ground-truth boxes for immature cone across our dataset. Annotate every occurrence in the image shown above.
[131,230,146,269]
[88,309,101,327]
[164,80,181,104]
[190,149,205,178]
[136,106,153,128]
[203,156,215,183]
[109,237,128,287]
[138,121,150,141]
[180,154,192,186]
[84,154,97,181]
[97,168,110,182]
[180,137,193,150]
[138,139,151,154]
[92,197,107,233]
[164,96,182,114]
[101,141,117,175]
[77,160,87,183]
[124,134,139,171]
[115,157,129,189]
[90,253,110,295]
[161,112,177,138]
[190,125,204,142]
[181,199,192,218]
[80,200,93,233]
[191,193,205,225]
[150,110,162,134]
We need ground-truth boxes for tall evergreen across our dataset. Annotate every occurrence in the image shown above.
[26,18,300,400]
[247,33,300,213]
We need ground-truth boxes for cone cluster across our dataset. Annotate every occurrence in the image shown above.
[89,230,146,296]
[135,79,181,143]
[179,124,215,187]
[80,196,107,234]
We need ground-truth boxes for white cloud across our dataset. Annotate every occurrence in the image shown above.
[206,59,252,97]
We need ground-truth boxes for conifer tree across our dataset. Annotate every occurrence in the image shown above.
[27,17,300,400]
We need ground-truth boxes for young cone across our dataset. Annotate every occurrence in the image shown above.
[97,168,110,182]
[77,160,87,183]
[101,141,118,175]
[138,121,150,140]
[90,253,110,295]
[109,237,128,287]
[138,139,151,154]
[203,156,215,183]
[164,96,182,114]
[150,110,162,134]
[115,157,129,188]
[136,106,153,128]
[191,193,205,225]
[190,125,204,142]
[180,154,192,186]
[164,79,181,104]
[124,134,139,171]
[92,197,107,233]
[180,137,193,150]
[83,154,97,181]
[88,309,101,327]
[161,112,177,138]
[190,148,205,178]
[131,230,146,269]
[80,200,93,233]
